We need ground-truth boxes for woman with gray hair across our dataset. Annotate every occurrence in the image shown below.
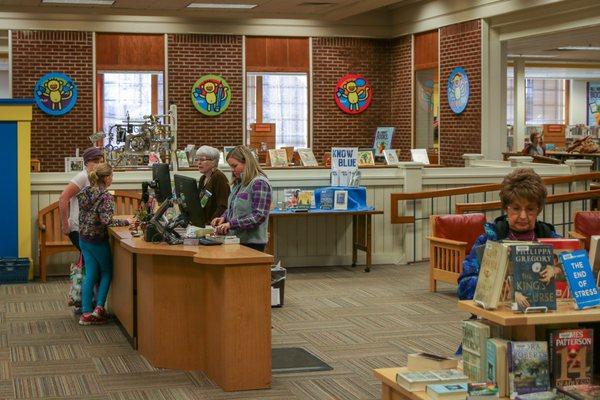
[195,145,230,226]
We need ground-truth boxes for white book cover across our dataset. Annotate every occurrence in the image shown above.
[411,148,430,164]
[298,148,318,167]
[383,149,400,165]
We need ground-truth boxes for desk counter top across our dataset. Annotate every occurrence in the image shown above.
[109,226,273,265]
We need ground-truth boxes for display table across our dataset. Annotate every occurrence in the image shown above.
[108,226,274,392]
[266,208,383,271]
[458,300,600,340]
[374,367,429,400]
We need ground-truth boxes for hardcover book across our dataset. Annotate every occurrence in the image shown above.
[486,338,509,397]
[298,148,319,167]
[590,236,600,284]
[383,149,400,165]
[549,329,593,388]
[268,148,288,167]
[426,383,468,400]
[373,127,394,155]
[557,384,600,400]
[508,341,550,396]
[462,320,491,383]
[396,369,467,392]
[538,238,582,298]
[284,188,300,209]
[358,150,375,166]
[473,241,511,310]
[510,244,556,311]
[320,189,334,210]
[559,250,600,310]
[297,190,315,209]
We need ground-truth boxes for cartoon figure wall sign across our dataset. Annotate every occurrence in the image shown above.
[191,74,231,116]
[334,74,371,115]
[447,67,470,114]
[34,72,77,116]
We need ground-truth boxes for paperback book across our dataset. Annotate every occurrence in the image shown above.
[549,329,593,388]
[510,243,556,311]
[486,338,509,397]
[407,352,458,371]
[426,383,468,400]
[557,384,600,400]
[462,320,491,383]
[468,383,499,400]
[395,369,467,392]
[297,190,315,209]
[284,188,300,209]
[559,250,600,310]
[508,341,550,396]
[319,189,334,210]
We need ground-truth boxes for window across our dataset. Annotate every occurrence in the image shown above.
[525,78,565,124]
[247,73,308,149]
[100,72,164,146]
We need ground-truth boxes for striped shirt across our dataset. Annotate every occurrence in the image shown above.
[226,179,272,231]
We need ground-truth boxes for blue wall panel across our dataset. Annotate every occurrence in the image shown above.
[0,121,18,257]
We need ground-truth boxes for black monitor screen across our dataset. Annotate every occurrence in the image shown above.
[152,163,172,203]
[173,174,204,227]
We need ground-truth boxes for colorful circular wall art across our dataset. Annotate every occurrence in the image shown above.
[334,74,372,114]
[33,72,77,116]
[191,74,231,116]
[447,67,470,114]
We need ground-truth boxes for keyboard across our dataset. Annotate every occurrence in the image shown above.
[198,237,222,246]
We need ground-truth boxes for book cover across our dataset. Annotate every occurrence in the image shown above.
[549,329,593,388]
[383,149,400,165]
[284,188,300,209]
[358,150,375,166]
[373,127,394,155]
[333,190,348,210]
[176,150,189,168]
[559,250,600,309]
[487,338,509,397]
[407,352,458,371]
[468,382,499,397]
[508,341,550,396]
[557,384,600,400]
[510,244,556,311]
[395,370,441,391]
[462,320,491,383]
[516,391,559,400]
[269,149,288,167]
[474,241,510,310]
[590,236,600,285]
[427,383,468,400]
[538,238,582,298]
[297,190,314,209]
[298,148,319,167]
[320,189,334,210]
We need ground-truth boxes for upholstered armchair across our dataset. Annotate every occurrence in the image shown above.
[569,211,600,250]
[427,213,487,292]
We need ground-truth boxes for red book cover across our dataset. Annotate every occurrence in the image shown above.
[549,329,594,388]
[537,238,582,298]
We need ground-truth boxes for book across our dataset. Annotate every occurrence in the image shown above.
[549,329,593,388]
[516,391,560,400]
[557,384,600,400]
[333,190,348,210]
[395,369,467,392]
[559,250,600,309]
[510,243,556,311]
[508,341,550,396]
[176,150,189,168]
[407,352,458,371]
[383,149,400,165]
[538,238,582,298]
[462,320,490,383]
[298,148,318,167]
[590,236,600,285]
[473,241,511,310]
[284,188,300,209]
[358,150,375,166]
[320,189,334,210]
[427,383,468,400]
[373,127,394,156]
[486,338,509,397]
[297,190,314,209]
[468,383,499,400]
[411,148,430,164]
[269,148,288,167]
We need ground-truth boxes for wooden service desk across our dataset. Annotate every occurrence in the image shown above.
[108,226,274,392]
[458,300,600,340]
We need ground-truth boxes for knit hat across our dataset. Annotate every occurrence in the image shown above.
[83,147,104,164]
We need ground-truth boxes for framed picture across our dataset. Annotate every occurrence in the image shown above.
[64,157,84,172]
[334,190,348,210]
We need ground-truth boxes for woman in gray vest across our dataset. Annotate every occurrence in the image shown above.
[211,145,272,252]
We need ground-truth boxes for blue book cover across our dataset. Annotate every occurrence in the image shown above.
[486,339,497,384]
[510,244,556,311]
[559,250,600,310]
[320,189,334,210]
[427,383,468,394]
[373,127,394,156]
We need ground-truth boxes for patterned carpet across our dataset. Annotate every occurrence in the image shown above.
[0,263,468,400]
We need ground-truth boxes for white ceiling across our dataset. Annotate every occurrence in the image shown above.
[0,0,421,22]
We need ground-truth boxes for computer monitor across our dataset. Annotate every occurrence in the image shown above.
[173,174,204,227]
[152,163,172,203]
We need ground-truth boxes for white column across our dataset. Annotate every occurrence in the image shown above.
[507,155,532,167]
[398,162,424,263]
[463,153,485,167]
[514,60,526,152]
[565,159,593,192]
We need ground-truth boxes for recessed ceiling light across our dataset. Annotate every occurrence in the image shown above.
[556,46,600,51]
[507,54,557,58]
[187,3,257,9]
[42,0,115,4]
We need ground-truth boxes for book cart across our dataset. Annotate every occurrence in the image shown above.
[373,300,600,400]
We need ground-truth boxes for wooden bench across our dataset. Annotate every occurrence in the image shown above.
[37,192,141,282]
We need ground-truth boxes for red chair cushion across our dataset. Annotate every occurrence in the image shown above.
[433,213,487,251]
[574,211,600,250]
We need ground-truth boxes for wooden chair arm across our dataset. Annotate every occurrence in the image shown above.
[38,220,46,232]
[568,231,586,240]
[426,236,468,248]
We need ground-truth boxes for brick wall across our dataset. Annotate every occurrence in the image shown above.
[12,31,93,172]
[390,36,413,160]
[312,37,393,162]
[439,20,482,166]
[168,34,243,150]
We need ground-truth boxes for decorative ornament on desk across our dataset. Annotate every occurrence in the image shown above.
[34,72,77,116]
[447,67,469,114]
[334,73,371,114]
[191,74,231,116]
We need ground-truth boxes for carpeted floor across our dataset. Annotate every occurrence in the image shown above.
[0,263,468,400]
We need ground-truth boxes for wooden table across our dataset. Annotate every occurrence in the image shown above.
[109,226,274,392]
[266,209,383,272]
[458,300,600,340]
[546,150,600,170]
[374,367,430,400]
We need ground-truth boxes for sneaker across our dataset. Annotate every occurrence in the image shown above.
[79,313,107,326]
[92,306,107,319]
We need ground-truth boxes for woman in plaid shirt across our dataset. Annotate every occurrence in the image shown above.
[211,145,272,252]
